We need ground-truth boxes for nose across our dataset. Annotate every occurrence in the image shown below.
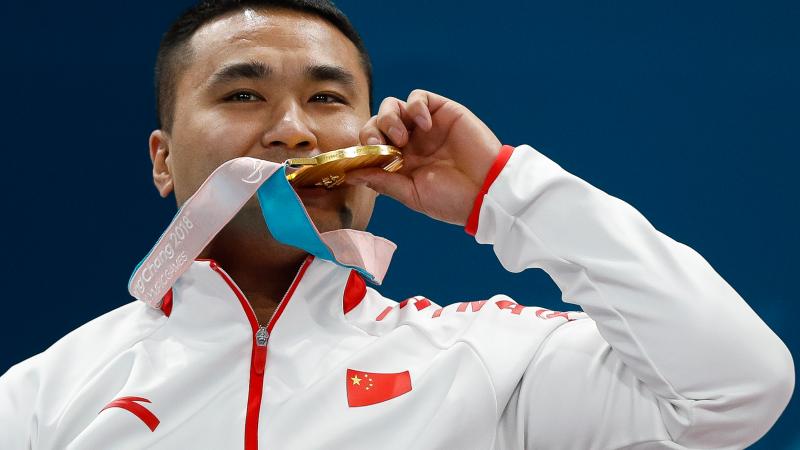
[260,99,318,155]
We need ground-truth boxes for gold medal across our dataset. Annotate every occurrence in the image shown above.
[285,145,403,189]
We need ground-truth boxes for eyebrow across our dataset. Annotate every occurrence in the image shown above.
[207,61,272,86]
[206,61,357,95]
[304,64,356,92]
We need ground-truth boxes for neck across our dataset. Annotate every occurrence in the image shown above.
[199,218,309,325]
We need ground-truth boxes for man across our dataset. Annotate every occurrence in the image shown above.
[0,0,794,449]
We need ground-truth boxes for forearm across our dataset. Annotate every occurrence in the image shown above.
[475,144,794,446]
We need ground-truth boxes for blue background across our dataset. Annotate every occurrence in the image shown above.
[1,1,797,447]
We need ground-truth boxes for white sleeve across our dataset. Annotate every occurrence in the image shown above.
[0,358,39,450]
[477,145,795,449]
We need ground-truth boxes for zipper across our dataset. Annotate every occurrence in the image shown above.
[255,326,269,346]
[207,255,315,450]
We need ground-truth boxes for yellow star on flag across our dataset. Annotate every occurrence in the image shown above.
[350,375,362,385]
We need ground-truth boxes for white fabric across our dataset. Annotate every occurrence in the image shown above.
[0,145,793,449]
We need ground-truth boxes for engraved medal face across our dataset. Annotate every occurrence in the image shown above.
[285,145,403,189]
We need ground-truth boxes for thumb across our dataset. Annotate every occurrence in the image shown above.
[345,168,421,211]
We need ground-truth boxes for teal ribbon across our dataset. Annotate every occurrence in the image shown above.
[256,166,376,282]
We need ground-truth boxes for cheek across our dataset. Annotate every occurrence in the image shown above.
[338,118,362,139]
[170,112,263,202]
[319,113,367,148]
[192,109,264,153]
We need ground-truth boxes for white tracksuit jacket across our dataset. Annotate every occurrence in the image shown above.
[0,145,794,449]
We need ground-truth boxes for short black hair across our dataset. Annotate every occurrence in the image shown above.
[154,0,373,131]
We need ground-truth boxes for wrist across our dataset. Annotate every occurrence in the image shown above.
[465,144,515,236]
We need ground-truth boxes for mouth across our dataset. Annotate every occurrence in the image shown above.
[294,185,338,200]
[293,185,348,213]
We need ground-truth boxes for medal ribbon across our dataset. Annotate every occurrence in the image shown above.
[128,157,395,308]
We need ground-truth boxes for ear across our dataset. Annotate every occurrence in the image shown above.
[149,130,174,198]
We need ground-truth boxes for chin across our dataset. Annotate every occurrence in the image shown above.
[236,191,357,233]
[304,206,350,233]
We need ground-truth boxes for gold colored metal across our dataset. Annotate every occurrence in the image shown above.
[286,145,403,189]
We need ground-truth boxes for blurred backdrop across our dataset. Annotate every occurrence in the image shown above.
[0,0,797,447]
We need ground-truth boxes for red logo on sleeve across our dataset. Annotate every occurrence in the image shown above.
[100,396,160,432]
[346,369,412,407]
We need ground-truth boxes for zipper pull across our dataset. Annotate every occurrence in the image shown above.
[256,326,269,346]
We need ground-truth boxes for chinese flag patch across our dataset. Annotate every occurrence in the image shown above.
[346,368,412,407]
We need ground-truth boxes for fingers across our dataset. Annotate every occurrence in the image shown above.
[359,97,412,147]
[359,90,440,147]
[379,97,418,146]
[345,168,421,212]
[359,98,400,146]
[405,89,432,131]
[358,115,384,146]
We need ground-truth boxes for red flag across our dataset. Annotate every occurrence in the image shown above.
[346,369,412,407]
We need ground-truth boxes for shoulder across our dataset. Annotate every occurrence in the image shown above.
[345,287,590,404]
[349,288,586,336]
[349,287,587,356]
[2,299,165,393]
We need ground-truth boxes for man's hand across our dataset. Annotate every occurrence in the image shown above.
[347,89,502,226]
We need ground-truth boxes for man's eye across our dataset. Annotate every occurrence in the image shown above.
[226,91,262,102]
[310,93,346,104]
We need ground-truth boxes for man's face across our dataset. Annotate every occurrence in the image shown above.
[150,8,375,234]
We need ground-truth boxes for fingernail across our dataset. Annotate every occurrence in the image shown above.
[414,115,427,130]
[366,136,380,145]
[387,126,404,144]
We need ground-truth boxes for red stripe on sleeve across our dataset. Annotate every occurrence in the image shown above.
[465,145,515,236]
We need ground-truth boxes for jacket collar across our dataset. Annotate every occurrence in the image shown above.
[162,256,369,340]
